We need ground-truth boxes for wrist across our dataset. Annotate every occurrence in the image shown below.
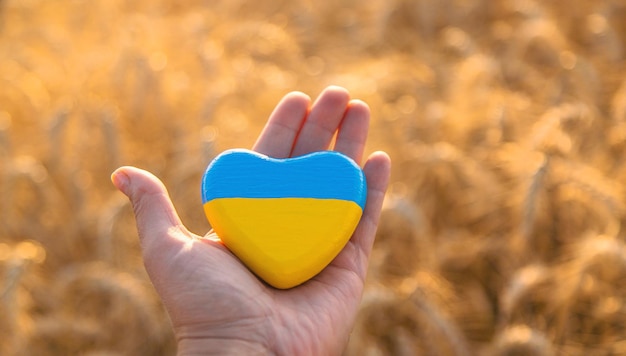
[172,312,276,355]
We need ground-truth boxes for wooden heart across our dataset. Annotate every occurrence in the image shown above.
[201,149,367,289]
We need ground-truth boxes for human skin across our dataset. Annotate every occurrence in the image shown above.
[111,86,391,355]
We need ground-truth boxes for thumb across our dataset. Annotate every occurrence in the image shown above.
[111,166,190,251]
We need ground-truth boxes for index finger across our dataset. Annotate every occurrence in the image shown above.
[252,91,311,158]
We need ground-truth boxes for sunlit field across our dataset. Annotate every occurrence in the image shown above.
[2,0,626,354]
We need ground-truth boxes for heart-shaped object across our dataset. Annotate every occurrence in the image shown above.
[201,149,367,289]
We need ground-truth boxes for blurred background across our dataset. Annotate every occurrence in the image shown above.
[1,0,626,354]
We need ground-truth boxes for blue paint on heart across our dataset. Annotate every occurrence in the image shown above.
[201,149,367,210]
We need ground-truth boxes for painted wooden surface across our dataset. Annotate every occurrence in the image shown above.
[201,149,367,289]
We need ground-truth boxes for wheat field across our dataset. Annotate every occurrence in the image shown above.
[1,0,626,354]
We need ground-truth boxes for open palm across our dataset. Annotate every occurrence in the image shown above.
[112,86,391,355]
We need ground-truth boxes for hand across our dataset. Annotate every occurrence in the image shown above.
[111,86,391,355]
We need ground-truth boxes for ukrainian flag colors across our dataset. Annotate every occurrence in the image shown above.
[201,149,367,289]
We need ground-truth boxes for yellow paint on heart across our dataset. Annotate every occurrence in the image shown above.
[203,197,363,289]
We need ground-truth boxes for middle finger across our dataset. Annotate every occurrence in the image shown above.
[290,86,350,157]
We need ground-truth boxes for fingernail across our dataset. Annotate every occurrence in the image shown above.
[111,169,130,193]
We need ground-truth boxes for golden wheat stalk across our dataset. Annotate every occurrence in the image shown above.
[490,324,554,356]
[96,195,130,264]
[499,264,549,326]
[520,153,549,245]
[406,279,472,356]
[45,103,71,172]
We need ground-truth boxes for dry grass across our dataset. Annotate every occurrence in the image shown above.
[1,0,626,354]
